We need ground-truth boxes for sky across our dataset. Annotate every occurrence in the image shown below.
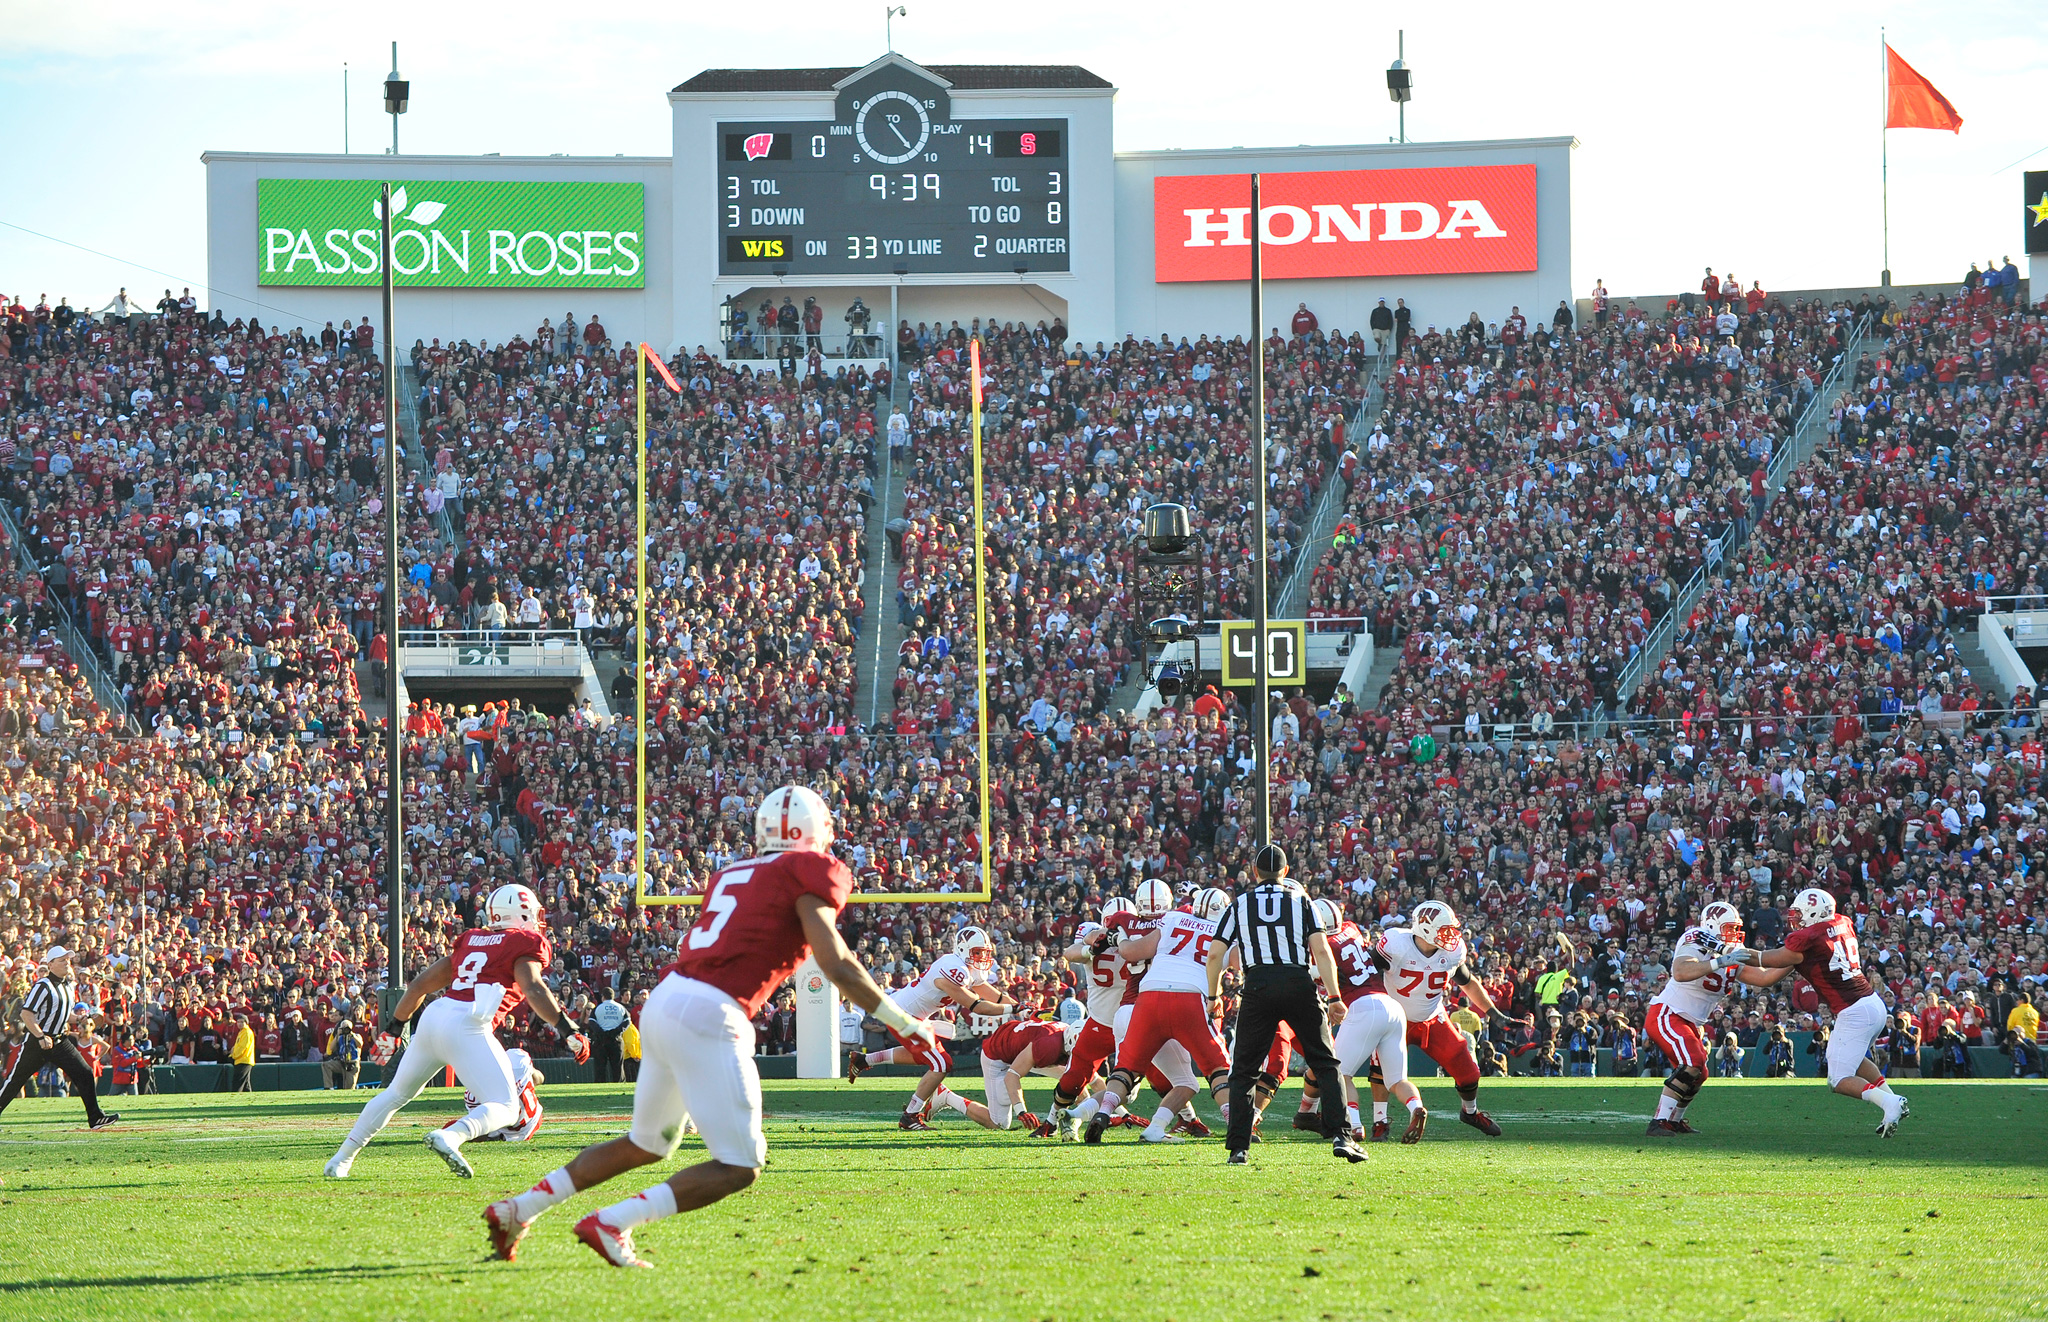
[2,0,2044,308]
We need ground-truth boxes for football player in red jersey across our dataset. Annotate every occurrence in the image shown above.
[1716,888,1910,1135]
[966,1018,1070,1135]
[324,883,589,1180]
[483,786,937,1268]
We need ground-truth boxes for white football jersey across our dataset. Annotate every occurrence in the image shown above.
[1079,945,1127,1027]
[1139,910,1218,995]
[1648,928,1738,1023]
[892,952,974,1020]
[1378,927,1467,1022]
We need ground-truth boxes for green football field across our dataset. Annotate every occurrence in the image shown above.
[0,1077,2041,1321]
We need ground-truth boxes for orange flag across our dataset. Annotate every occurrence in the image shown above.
[639,342,682,394]
[1885,45,1962,132]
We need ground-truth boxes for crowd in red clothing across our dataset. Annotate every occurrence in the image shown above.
[2,277,2045,1080]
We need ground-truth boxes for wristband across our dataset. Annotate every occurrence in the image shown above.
[873,997,920,1036]
[555,1016,583,1039]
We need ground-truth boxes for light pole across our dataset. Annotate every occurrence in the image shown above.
[380,182,405,1003]
[886,5,906,52]
[1250,172,1271,854]
[384,43,408,155]
[1387,31,1412,144]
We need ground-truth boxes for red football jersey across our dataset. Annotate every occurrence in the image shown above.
[1328,923,1388,1004]
[670,850,853,1016]
[443,926,553,1028]
[1782,915,1874,1014]
[982,1019,1067,1067]
[1108,911,1160,1008]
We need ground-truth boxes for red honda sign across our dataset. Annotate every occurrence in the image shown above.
[1152,163,1538,283]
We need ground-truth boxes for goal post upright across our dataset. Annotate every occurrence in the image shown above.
[638,345,990,908]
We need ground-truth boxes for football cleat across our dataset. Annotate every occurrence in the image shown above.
[1083,1111,1112,1145]
[1139,1130,1187,1144]
[323,1152,355,1179]
[1401,1108,1429,1145]
[88,1113,120,1130]
[1291,1109,1322,1133]
[1459,1109,1503,1137]
[1331,1137,1369,1163]
[846,1050,870,1085]
[898,1113,932,1132]
[425,1129,474,1178]
[1110,1113,1146,1129]
[1351,1126,1366,1145]
[1226,1150,1249,1165]
[1646,1119,1677,1136]
[1370,1120,1391,1143]
[484,1200,531,1262]
[1021,1115,1058,1139]
[1666,1118,1698,1134]
[1876,1094,1910,1138]
[574,1214,652,1269]
[1170,1115,1213,1139]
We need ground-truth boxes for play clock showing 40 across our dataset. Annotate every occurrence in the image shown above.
[717,116,1070,275]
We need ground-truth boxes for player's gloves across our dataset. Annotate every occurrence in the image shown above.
[1712,947,1753,971]
[382,1013,408,1037]
[555,1016,592,1064]
[873,995,939,1051]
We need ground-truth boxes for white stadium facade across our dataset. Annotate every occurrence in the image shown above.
[202,52,1575,353]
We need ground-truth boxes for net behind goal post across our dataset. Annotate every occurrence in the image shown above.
[630,339,994,916]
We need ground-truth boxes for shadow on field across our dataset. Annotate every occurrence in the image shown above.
[0,1263,448,1293]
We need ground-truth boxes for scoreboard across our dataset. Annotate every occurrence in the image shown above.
[716,115,1071,276]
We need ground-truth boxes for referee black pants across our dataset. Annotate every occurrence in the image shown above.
[1226,968,1346,1151]
[0,1035,108,1123]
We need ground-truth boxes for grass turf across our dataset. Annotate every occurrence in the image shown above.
[0,1076,2040,1321]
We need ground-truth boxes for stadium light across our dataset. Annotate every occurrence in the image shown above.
[1387,30,1411,144]
[384,42,408,155]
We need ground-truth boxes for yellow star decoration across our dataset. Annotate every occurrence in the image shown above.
[2033,191,2048,226]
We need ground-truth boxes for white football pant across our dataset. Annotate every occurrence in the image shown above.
[628,973,765,1167]
[1332,992,1409,1088]
[345,996,518,1146]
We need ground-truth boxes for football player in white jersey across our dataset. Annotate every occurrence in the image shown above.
[1078,886,1233,1144]
[1642,901,1792,1135]
[1366,901,1519,1138]
[846,925,1013,1130]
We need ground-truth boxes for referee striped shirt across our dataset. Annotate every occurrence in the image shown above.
[21,974,78,1035]
[1215,884,1330,969]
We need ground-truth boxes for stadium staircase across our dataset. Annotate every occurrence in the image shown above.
[1596,315,1880,735]
[858,370,912,730]
[0,500,134,725]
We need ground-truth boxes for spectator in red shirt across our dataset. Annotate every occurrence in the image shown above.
[1290,302,1318,338]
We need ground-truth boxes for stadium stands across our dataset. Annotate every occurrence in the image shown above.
[1,280,2043,1079]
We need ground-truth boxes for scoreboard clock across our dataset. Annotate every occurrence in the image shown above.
[717,63,1070,276]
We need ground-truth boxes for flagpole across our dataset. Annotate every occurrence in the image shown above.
[1881,28,1892,287]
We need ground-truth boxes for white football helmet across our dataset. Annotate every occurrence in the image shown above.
[1698,901,1745,947]
[954,925,996,975]
[484,883,543,932]
[1133,878,1174,918]
[1791,888,1837,927]
[1310,897,1339,932]
[1192,887,1230,920]
[1410,900,1462,954]
[1101,897,1136,924]
[756,785,835,855]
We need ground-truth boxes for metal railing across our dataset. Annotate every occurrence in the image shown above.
[0,498,137,727]
[398,628,587,673]
[1277,355,1386,620]
[400,362,460,551]
[1604,315,1874,722]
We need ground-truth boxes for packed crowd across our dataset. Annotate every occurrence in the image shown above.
[1,275,2044,1087]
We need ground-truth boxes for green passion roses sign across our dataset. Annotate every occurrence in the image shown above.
[257,179,645,288]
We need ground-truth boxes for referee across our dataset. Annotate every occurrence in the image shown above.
[1207,847,1362,1165]
[0,947,119,1129]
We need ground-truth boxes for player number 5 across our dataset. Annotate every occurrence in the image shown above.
[688,867,754,950]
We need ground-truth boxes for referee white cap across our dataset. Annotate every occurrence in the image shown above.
[42,946,69,964]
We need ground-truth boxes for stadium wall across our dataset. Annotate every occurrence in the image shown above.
[201,151,674,349]
[1114,137,1575,342]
